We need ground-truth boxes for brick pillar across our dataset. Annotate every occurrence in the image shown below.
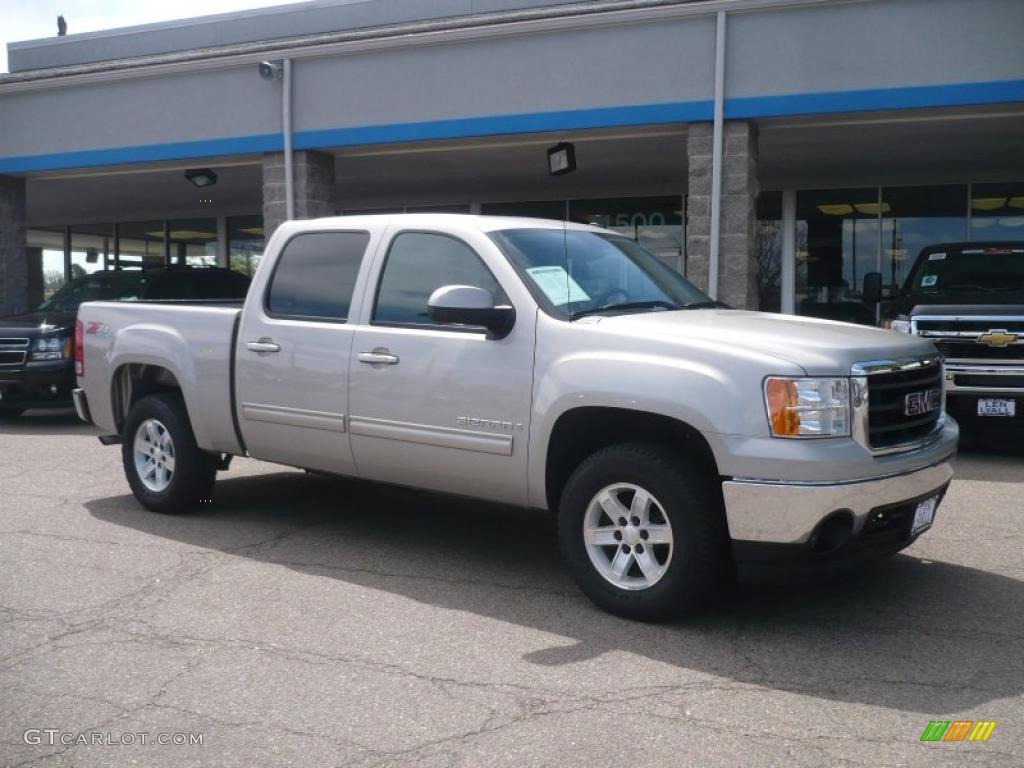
[262,150,336,240]
[686,121,760,309]
[0,176,28,317]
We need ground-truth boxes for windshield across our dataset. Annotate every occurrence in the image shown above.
[490,228,711,319]
[37,272,148,312]
[907,246,1024,294]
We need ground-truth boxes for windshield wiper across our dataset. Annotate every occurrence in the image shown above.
[944,284,998,293]
[570,300,680,320]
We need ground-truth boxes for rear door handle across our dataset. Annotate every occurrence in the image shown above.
[358,348,399,366]
[246,338,281,354]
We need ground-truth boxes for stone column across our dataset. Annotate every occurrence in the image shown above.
[262,150,336,239]
[686,121,760,310]
[0,176,28,317]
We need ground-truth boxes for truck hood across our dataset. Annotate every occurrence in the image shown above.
[0,310,75,337]
[587,309,938,375]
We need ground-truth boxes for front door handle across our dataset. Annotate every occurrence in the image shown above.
[246,338,281,354]
[358,348,399,366]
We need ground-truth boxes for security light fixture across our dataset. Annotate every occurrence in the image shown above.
[547,142,576,176]
[258,60,284,80]
[185,168,218,188]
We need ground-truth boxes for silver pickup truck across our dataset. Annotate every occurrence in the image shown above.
[75,214,958,620]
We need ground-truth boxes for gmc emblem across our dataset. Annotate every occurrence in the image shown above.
[905,388,941,417]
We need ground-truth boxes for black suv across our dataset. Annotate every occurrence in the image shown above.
[0,267,250,419]
[879,242,1024,439]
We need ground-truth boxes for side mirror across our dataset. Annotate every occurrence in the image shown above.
[427,285,515,338]
[862,272,883,305]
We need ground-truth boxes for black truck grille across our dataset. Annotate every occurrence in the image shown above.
[934,340,1023,362]
[867,362,943,449]
[0,338,28,366]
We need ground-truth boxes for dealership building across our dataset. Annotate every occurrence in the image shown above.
[1,0,1022,317]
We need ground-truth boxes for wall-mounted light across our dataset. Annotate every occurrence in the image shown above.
[185,168,218,188]
[258,60,284,80]
[547,142,576,176]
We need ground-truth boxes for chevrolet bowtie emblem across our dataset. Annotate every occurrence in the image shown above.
[977,330,1018,347]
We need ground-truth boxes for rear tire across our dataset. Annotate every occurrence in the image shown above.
[0,407,25,420]
[558,442,729,621]
[122,392,216,513]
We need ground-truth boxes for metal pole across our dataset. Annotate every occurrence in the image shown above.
[283,58,295,221]
[781,189,796,314]
[708,10,726,300]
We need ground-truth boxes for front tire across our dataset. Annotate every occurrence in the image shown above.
[122,392,216,513]
[558,443,729,621]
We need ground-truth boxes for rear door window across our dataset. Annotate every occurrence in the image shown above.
[266,232,370,321]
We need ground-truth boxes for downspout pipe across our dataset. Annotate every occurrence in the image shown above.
[708,10,726,300]
[283,57,295,221]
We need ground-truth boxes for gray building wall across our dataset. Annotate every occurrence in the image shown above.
[2,0,1023,173]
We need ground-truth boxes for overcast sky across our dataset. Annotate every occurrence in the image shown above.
[0,0,308,72]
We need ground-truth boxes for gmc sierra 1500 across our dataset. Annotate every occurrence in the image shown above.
[75,214,958,620]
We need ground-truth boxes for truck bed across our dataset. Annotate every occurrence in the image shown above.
[77,301,244,455]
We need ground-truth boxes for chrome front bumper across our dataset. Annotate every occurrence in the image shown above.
[722,459,954,544]
[944,362,1024,395]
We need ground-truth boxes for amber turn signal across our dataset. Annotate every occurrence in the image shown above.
[765,378,800,437]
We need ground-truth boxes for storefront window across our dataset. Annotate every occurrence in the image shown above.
[569,196,684,272]
[228,215,265,276]
[970,182,1024,240]
[168,218,217,267]
[119,221,164,269]
[756,192,783,313]
[26,228,66,304]
[70,223,114,278]
[795,188,879,325]
[481,200,566,220]
[881,185,967,293]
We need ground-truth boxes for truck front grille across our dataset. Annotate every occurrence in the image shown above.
[914,317,1024,364]
[933,340,1024,362]
[866,361,944,450]
[0,338,28,366]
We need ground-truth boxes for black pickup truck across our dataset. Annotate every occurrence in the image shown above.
[0,267,249,419]
[879,242,1024,440]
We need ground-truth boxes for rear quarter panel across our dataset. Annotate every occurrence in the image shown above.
[77,302,242,454]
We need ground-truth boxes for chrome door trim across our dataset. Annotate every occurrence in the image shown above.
[241,402,347,432]
[349,415,513,456]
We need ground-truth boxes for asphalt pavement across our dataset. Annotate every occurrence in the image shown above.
[1,410,1021,767]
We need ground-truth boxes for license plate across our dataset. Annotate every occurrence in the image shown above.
[911,496,938,535]
[977,398,1015,417]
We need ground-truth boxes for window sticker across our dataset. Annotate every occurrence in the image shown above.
[525,265,591,306]
[928,253,946,261]
[921,275,939,288]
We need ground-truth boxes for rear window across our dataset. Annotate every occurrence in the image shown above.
[908,246,1024,294]
[266,231,369,321]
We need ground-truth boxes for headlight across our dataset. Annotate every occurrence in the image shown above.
[30,336,67,361]
[765,377,851,438]
[883,318,911,333]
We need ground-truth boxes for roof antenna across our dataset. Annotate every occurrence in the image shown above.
[57,15,67,36]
